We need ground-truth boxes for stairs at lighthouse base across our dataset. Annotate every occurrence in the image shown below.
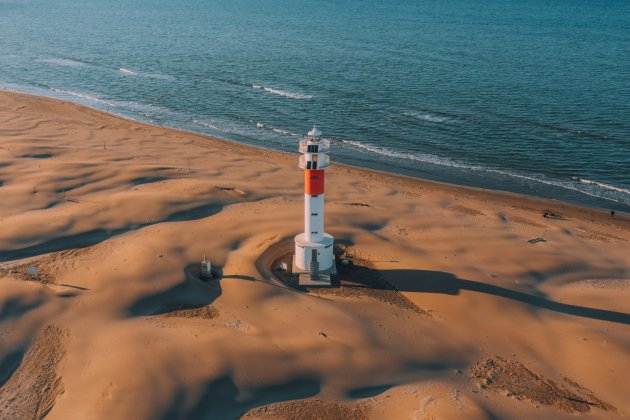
[298,272,333,287]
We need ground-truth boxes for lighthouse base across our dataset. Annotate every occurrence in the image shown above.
[293,233,336,287]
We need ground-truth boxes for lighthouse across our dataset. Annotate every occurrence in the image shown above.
[293,127,336,286]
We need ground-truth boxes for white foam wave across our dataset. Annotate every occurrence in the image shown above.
[50,88,116,106]
[575,178,630,195]
[119,68,138,76]
[404,111,451,123]
[341,139,630,205]
[49,88,171,117]
[341,139,471,169]
[193,118,252,137]
[114,100,171,115]
[252,84,313,100]
[196,118,299,141]
[38,58,86,67]
[118,67,174,80]
[193,119,222,131]
[254,121,298,137]
[271,127,294,136]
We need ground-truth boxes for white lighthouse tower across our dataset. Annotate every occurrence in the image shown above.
[293,127,336,286]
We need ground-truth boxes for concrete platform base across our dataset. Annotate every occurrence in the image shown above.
[293,233,336,287]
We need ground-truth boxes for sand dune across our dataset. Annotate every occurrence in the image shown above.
[0,91,629,419]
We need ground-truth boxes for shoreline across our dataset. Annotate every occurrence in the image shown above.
[0,87,630,215]
[2,89,628,224]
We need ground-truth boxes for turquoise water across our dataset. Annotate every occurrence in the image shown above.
[1,0,629,210]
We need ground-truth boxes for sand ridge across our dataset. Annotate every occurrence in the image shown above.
[0,325,67,419]
[1,91,629,419]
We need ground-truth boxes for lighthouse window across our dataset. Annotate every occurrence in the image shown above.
[306,161,312,169]
[307,145,319,153]
[311,212,318,216]
[311,231,318,234]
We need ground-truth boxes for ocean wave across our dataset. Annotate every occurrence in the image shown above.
[50,88,116,106]
[252,84,313,100]
[271,127,295,136]
[38,58,173,80]
[403,111,451,123]
[113,100,172,115]
[193,119,222,131]
[49,88,172,117]
[118,67,174,80]
[341,139,630,205]
[193,118,253,137]
[574,178,630,195]
[255,121,298,137]
[119,68,138,76]
[146,72,175,81]
[341,139,471,169]
[38,58,87,67]
[195,118,301,142]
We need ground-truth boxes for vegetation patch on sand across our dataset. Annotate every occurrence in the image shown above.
[160,304,219,320]
[471,356,614,413]
[243,398,367,420]
[0,262,55,284]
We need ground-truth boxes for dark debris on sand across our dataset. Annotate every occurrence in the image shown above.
[543,211,567,220]
[471,356,614,413]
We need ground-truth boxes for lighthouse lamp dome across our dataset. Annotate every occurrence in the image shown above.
[307,126,322,139]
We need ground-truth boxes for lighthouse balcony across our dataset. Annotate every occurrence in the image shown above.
[299,138,330,153]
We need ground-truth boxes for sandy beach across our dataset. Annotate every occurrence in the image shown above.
[1,90,629,419]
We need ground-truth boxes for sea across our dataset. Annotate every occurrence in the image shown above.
[1,0,629,211]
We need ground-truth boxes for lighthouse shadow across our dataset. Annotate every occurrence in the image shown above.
[126,263,223,317]
[342,263,630,326]
[259,239,630,325]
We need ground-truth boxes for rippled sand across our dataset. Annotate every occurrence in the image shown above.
[1,91,629,419]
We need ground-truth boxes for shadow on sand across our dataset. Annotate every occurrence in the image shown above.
[127,263,224,317]
[348,266,630,326]
[0,202,225,263]
[255,236,629,325]
[0,295,45,323]
[161,374,321,420]
[0,350,24,389]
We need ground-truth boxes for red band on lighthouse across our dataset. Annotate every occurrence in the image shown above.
[305,170,324,195]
